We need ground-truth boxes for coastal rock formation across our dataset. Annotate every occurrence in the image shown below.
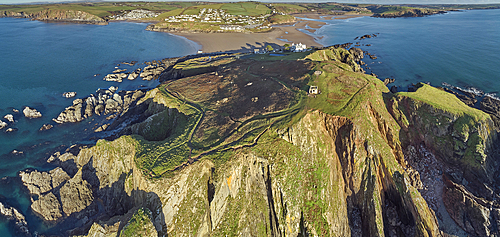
[0,120,7,129]
[19,166,98,222]
[63,92,77,98]
[5,128,17,133]
[384,77,395,85]
[4,114,14,123]
[372,8,446,18]
[39,124,53,131]
[1,10,107,25]
[112,69,127,74]
[20,167,70,196]
[127,68,141,80]
[59,170,95,217]
[0,201,30,236]
[481,96,500,121]
[15,47,500,237]
[140,65,165,81]
[53,87,146,124]
[103,73,128,82]
[23,107,42,118]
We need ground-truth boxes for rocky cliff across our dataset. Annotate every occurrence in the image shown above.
[372,9,447,18]
[1,9,107,25]
[16,47,500,236]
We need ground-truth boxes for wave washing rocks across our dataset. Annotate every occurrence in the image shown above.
[52,86,146,128]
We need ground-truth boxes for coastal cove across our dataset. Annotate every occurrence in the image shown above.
[0,8,499,236]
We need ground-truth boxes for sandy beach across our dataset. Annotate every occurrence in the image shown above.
[174,18,330,54]
[172,13,371,54]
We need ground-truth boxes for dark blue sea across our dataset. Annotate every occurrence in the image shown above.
[308,9,500,94]
[0,9,499,236]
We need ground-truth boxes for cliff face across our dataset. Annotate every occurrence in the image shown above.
[1,9,107,25]
[16,48,500,236]
[390,84,500,237]
[372,9,446,18]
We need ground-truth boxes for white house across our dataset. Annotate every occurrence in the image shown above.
[291,43,307,52]
[309,86,318,94]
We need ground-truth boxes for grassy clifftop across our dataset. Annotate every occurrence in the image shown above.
[56,46,498,237]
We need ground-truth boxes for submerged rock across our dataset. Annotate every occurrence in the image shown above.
[23,107,42,118]
[39,124,53,131]
[5,128,17,133]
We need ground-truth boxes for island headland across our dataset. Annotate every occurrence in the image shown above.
[0,38,498,236]
[1,2,500,237]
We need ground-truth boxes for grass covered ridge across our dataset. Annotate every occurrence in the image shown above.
[397,83,489,121]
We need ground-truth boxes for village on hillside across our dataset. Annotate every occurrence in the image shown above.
[164,8,271,31]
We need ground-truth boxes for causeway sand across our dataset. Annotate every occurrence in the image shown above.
[173,14,369,54]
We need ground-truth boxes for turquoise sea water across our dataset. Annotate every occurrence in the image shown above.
[0,18,198,235]
[0,9,498,236]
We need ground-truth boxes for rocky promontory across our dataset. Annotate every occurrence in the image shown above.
[373,8,447,18]
[1,9,107,25]
[53,86,146,125]
[9,47,500,237]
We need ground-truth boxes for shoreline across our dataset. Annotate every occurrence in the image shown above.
[167,13,369,54]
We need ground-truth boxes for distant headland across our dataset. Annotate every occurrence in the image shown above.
[2,2,500,53]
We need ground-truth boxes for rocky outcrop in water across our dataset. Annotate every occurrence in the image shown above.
[53,87,146,124]
[127,68,141,80]
[103,73,128,82]
[0,120,7,130]
[63,92,77,98]
[23,107,42,118]
[4,114,14,123]
[39,124,53,131]
[0,201,30,236]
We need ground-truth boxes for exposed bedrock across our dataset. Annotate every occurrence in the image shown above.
[53,87,146,124]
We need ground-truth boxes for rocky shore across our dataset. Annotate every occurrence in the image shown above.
[52,86,146,131]
[373,9,447,18]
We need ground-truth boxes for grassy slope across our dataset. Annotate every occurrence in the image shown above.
[398,83,487,121]
[120,208,156,237]
[394,83,493,170]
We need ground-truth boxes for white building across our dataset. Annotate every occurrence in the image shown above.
[291,43,307,52]
[309,86,318,94]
